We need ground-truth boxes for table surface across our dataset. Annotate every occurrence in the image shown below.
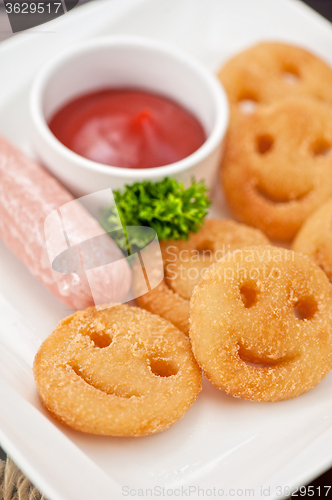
[0,0,332,498]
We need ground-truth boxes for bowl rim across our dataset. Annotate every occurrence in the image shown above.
[30,35,229,179]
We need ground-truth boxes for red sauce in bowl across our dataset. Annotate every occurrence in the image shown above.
[49,88,206,169]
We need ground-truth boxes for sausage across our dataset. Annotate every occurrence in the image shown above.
[0,135,131,310]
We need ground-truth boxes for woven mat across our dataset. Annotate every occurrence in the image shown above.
[0,458,45,500]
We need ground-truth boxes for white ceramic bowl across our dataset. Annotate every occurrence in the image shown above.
[30,36,229,197]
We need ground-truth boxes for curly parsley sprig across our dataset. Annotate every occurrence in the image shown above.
[100,178,211,253]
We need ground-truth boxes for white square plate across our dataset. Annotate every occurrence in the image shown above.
[1,1,332,499]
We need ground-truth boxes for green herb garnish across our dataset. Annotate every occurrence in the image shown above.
[100,178,211,253]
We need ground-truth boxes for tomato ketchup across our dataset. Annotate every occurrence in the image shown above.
[49,88,206,169]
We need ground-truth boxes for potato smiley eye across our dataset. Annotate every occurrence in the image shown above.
[195,239,215,253]
[149,358,179,377]
[293,297,318,321]
[89,330,113,348]
[237,91,259,114]
[256,134,274,155]
[239,284,258,308]
[311,138,331,157]
[282,65,300,85]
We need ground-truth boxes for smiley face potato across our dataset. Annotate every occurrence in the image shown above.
[33,304,202,436]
